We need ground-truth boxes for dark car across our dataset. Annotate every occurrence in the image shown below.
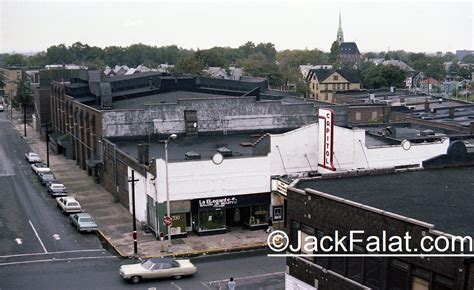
[38,172,56,186]
[47,182,67,197]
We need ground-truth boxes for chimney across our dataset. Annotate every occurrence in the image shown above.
[470,121,474,135]
[138,144,149,165]
[424,99,430,111]
[448,107,455,118]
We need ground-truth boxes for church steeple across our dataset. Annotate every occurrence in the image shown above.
[337,12,344,45]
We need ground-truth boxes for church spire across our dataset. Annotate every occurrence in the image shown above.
[337,12,344,45]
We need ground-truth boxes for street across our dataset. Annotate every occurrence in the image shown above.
[0,111,285,289]
[0,250,285,289]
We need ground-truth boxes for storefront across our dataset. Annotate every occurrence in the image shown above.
[191,192,270,235]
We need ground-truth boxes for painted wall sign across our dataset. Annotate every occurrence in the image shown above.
[318,108,336,171]
[198,197,238,208]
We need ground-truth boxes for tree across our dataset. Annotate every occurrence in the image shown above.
[237,53,280,85]
[360,63,406,89]
[329,41,340,67]
[175,55,205,75]
[462,54,474,64]
[13,75,33,108]
[4,54,28,67]
[46,44,71,64]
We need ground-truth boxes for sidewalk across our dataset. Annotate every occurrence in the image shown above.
[13,120,269,258]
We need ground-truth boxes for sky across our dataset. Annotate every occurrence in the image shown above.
[0,0,472,54]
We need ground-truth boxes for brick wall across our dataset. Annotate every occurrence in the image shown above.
[286,187,468,289]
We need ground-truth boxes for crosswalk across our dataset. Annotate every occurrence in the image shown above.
[0,249,115,266]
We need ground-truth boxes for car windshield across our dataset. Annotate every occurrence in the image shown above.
[53,185,65,189]
[30,153,39,157]
[79,217,93,223]
[43,174,54,179]
[36,163,47,168]
[142,260,154,270]
[68,202,79,206]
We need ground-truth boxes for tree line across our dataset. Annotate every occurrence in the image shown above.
[1,41,472,92]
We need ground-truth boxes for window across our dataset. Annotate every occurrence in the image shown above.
[250,205,268,224]
[372,111,378,119]
[333,75,339,81]
[124,175,128,192]
[325,84,328,90]
[364,258,382,289]
[433,274,454,290]
[313,75,316,80]
[312,83,315,89]
[332,84,336,90]
[355,112,361,121]
[388,260,409,290]
[411,277,429,290]
[198,209,225,231]
[324,94,328,101]
[347,245,364,282]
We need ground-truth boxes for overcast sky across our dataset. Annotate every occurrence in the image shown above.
[0,0,472,54]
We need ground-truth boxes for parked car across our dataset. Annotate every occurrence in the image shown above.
[47,182,67,197]
[31,162,51,175]
[119,258,197,284]
[38,172,56,186]
[0,104,4,112]
[56,196,82,214]
[25,152,42,163]
[69,212,98,233]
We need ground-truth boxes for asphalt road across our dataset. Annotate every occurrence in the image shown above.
[0,249,285,290]
[0,112,106,257]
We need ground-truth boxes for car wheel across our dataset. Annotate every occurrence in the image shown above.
[173,275,182,280]
[76,226,81,233]
[130,276,142,284]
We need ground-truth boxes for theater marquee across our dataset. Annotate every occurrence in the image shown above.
[318,108,336,171]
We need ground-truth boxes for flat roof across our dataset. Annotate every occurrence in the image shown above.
[295,166,474,236]
[111,131,283,162]
[112,91,241,110]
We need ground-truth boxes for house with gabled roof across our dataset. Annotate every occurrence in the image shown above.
[306,68,361,103]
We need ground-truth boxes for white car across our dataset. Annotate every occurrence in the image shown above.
[0,104,4,111]
[120,258,197,284]
[25,152,42,163]
[56,196,82,214]
[31,162,51,174]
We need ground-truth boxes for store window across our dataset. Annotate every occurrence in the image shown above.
[411,267,430,290]
[249,205,268,225]
[198,209,225,231]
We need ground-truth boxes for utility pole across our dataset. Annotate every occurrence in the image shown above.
[128,170,139,255]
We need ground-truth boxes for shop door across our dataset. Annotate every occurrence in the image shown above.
[225,208,241,227]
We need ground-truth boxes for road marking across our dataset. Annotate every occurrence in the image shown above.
[206,271,285,284]
[28,220,47,253]
[200,282,212,289]
[170,282,182,290]
[0,249,106,259]
[52,234,60,240]
[14,238,22,245]
[0,255,118,267]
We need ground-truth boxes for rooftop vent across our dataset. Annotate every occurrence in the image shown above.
[217,147,232,157]
[185,151,201,160]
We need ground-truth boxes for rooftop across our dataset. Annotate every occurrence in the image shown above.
[112,91,240,110]
[295,166,474,236]
[110,131,287,162]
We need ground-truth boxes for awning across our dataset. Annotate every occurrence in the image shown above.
[57,134,71,147]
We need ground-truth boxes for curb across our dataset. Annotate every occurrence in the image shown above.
[143,242,269,259]
[97,229,129,258]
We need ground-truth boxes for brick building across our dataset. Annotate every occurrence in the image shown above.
[285,166,474,289]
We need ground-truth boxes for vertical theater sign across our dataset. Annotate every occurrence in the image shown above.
[318,108,336,172]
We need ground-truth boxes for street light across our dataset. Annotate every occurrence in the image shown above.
[165,133,177,247]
